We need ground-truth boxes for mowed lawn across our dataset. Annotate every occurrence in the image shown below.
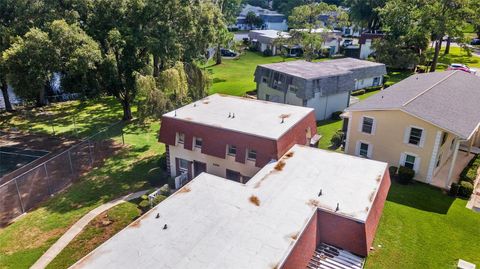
[206,51,296,96]
[366,182,480,268]
[0,100,165,269]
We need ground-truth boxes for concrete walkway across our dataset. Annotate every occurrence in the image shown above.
[31,190,149,269]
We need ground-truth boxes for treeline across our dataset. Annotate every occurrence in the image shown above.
[0,0,242,120]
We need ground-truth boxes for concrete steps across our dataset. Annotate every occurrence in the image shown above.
[307,243,364,269]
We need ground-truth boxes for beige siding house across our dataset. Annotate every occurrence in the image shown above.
[343,71,480,188]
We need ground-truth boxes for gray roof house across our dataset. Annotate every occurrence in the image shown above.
[343,70,480,188]
[254,58,387,120]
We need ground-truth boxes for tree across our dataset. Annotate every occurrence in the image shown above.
[273,0,307,16]
[344,0,386,30]
[48,20,102,97]
[2,28,57,106]
[245,11,264,29]
[214,0,241,65]
[424,0,471,72]
[288,3,347,61]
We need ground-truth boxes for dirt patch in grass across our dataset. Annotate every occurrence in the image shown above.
[2,227,65,254]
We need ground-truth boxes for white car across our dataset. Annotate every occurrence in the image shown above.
[447,63,477,75]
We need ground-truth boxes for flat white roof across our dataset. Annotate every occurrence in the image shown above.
[163,94,314,140]
[72,145,387,269]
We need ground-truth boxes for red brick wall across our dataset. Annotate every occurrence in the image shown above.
[365,170,391,252]
[281,211,318,269]
[316,210,367,256]
[158,111,317,168]
[277,111,317,156]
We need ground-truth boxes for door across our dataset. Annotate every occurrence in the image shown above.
[226,169,241,182]
[193,161,207,177]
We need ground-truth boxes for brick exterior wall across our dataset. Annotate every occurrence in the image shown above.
[365,170,391,251]
[158,111,316,168]
[316,210,367,256]
[281,211,318,269]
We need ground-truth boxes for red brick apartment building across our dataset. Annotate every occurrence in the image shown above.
[73,146,390,269]
[159,93,317,187]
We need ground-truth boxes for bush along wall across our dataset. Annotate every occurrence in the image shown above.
[452,154,479,199]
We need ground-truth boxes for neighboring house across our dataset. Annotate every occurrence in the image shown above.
[343,71,480,188]
[72,145,391,269]
[255,58,387,120]
[248,30,290,55]
[359,32,384,60]
[158,93,317,188]
[233,4,288,31]
[293,28,343,55]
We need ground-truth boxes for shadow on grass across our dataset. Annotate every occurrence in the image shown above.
[43,148,167,215]
[386,181,454,214]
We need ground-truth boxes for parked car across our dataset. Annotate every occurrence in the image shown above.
[342,39,353,47]
[447,63,477,74]
[471,38,480,45]
[220,48,237,57]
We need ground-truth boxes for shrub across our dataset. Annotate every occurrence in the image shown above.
[448,182,459,197]
[459,155,479,184]
[382,74,390,85]
[398,166,415,184]
[330,131,344,148]
[363,85,383,93]
[159,184,170,196]
[138,199,150,210]
[351,89,365,96]
[263,48,272,56]
[153,195,167,205]
[457,181,474,198]
[331,111,343,120]
[389,166,398,176]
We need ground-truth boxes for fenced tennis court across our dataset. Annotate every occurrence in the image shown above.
[0,147,50,177]
[0,122,125,226]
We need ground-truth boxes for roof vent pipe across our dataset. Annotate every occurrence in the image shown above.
[335,203,339,212]
[174,110,177,117]
[318,189,322,196]
[281,118,284,124]
[228,113,231,118]
[232,113,235,118]
[163,224,168,230]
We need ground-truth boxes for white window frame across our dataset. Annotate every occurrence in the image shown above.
[247,149,257,161]
[178,159,189,173]
[177,132,185,144]
[404,125,426,148]
[194,137,202,148]
[355,140,373,158]
[359,116,376,135]
[288,85,298,94]
[399,152,420,173]
[227,144,237,156]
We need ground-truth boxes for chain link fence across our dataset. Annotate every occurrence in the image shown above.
[0,122,125,225]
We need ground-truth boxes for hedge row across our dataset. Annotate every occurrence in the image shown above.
[449,154,479,199]
[351,85,383,96]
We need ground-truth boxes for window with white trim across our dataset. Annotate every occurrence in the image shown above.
[194,137,202,148]
[404,154,416,170]
[408,127,423,146]
[177,132,185,144]
[361,117,374,134]
[247,149,257,161]
[227,145,237,156]
[178,159,189,173]
[359,142,370,157]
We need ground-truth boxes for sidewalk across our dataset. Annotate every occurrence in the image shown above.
[31,190,149,269]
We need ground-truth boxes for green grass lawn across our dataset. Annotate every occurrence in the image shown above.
[0,100,165,269]
[366,181,480,268]
[205,51,295,96]
[46,202,142,269]
[435,46,480,71]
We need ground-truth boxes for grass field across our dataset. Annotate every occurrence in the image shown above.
[366,181,480,268]
[0,100,165,269]
[205,51,295,96]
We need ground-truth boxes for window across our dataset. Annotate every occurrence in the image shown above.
[194,137,202,148]
[262,77,268,83]
[302,99,307,106]
[177,132,185,144]
[266,94,270,101]
[359,142,369,157]
[441,132,448,146]
[373,77,380,86]
[227,145,237,156]
[178,159,189,172]
[226,169,241,182]
[361,117,374,134]
[408,127,423,146]
[404,154,416,169]
[247,149,257,161]
[289,85,298,94]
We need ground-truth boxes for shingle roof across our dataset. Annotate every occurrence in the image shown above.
[346,71,480,139]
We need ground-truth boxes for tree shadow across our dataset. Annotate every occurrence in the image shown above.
[386,181,455,214]
[212,78,227,84]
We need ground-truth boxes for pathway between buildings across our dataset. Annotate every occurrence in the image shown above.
[31,190,150,269]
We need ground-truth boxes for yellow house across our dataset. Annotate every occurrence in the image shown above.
[343,70,480,189]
